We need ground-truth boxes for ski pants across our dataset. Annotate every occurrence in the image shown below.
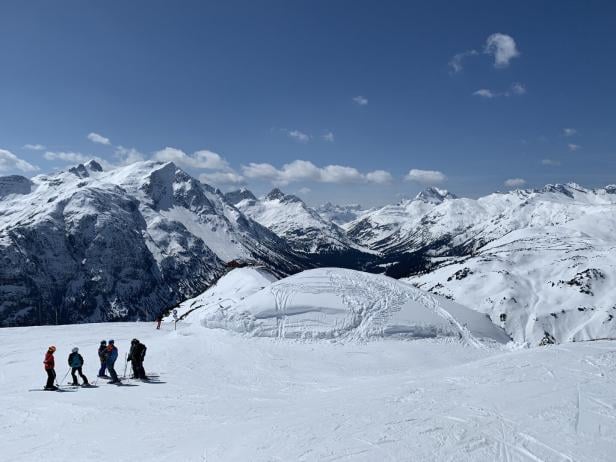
[98,361,107,377]
[45,369,56,388]
[132,360,146,379]
[107,361,119,382]
[71,367,89,385]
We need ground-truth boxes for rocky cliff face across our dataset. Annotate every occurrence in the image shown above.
[0,161,304,326]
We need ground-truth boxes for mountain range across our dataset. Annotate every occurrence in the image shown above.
[2,161,616,344]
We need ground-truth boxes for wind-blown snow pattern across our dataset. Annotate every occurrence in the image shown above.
[194,268,509,343]
[0,161,303,326]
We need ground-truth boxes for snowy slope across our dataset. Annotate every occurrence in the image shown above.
[193,267,509,343]
[408,225,616,345]
[1,321,615,461]
[0,161,303,326]
[169,266,278,321]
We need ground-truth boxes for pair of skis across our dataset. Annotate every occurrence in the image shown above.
[28,384,98,392]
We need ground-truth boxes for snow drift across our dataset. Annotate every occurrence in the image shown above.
[194,268,509,344]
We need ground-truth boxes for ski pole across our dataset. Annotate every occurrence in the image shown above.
[59,367,70,387]
[123,353,128,380]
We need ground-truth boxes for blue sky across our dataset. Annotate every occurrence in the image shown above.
[1,0,615,206]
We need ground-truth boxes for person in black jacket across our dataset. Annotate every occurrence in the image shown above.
[127,338,147,379]
[68,347,89,386]
[97,340,108,378]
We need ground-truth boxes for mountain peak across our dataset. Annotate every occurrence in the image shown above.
[264,188,302,203]
[265,188,286,200]
[415,187,457,204]
[85,159,103,172]
[224,188,257,205]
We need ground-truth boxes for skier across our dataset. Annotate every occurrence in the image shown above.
[127,338,147,379]
[97,340,108,377]
[67,347,89,386]
[106,339,121,384]
[43,345,57,390]
[155,315,162,330]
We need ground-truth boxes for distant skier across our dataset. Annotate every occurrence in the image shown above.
[156,315,162,330]
[97,340,108,377]
[68,347,89,386]
[106,339,121,384]
[127,338,147,379]
[43,346,57,390]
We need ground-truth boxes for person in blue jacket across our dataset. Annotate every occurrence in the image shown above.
[106,339,121,384]
[68,347,89,386]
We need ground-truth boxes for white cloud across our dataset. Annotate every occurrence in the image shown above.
[568,143,581,152]
[0,149,39,172]
[153,147,230,170]
[322,131,335,142]
[242,160,391,185]
[484,33,520,68]
[473,82,526,99]
[87,132,111,145]
[199,171,245,186]
[320,165,363,183]
[365,170,393,184]
[448,49,479,73]
[542,159,561,166]
[563,128,577,137]
[510,82,526,95]
[504,178,526,188]
[473,89,498,99]
[405,169,446,184]
[287,130,310,143]
[44,151,89,163]
[114,146,145,165]
[353,96,368,106]
[298,187,311,195]
[43,150,114,170]
[23,144,46,151]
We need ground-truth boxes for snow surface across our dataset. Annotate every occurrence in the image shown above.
[169,266,278,321]
[188,267,509,344]
[2,321,615,461]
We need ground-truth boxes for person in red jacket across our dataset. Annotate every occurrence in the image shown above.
[44,346,57,390]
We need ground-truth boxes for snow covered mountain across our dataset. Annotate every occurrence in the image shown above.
[226,187,377,267]
[314,202,368,226]
[382,183,616,344]
[339,183,616,344]
[0,160,304,327]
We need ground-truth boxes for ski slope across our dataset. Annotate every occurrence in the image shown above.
[1,321,615,461]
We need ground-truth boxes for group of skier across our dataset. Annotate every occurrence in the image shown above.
[43,338,148,391]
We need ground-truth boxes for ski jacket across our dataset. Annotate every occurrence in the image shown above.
[44,351,55,370]
[98,345,108,363]
[128,343,147,362]
[68,352,84,368]
[106,345,118,365]
[134,343,147,362]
